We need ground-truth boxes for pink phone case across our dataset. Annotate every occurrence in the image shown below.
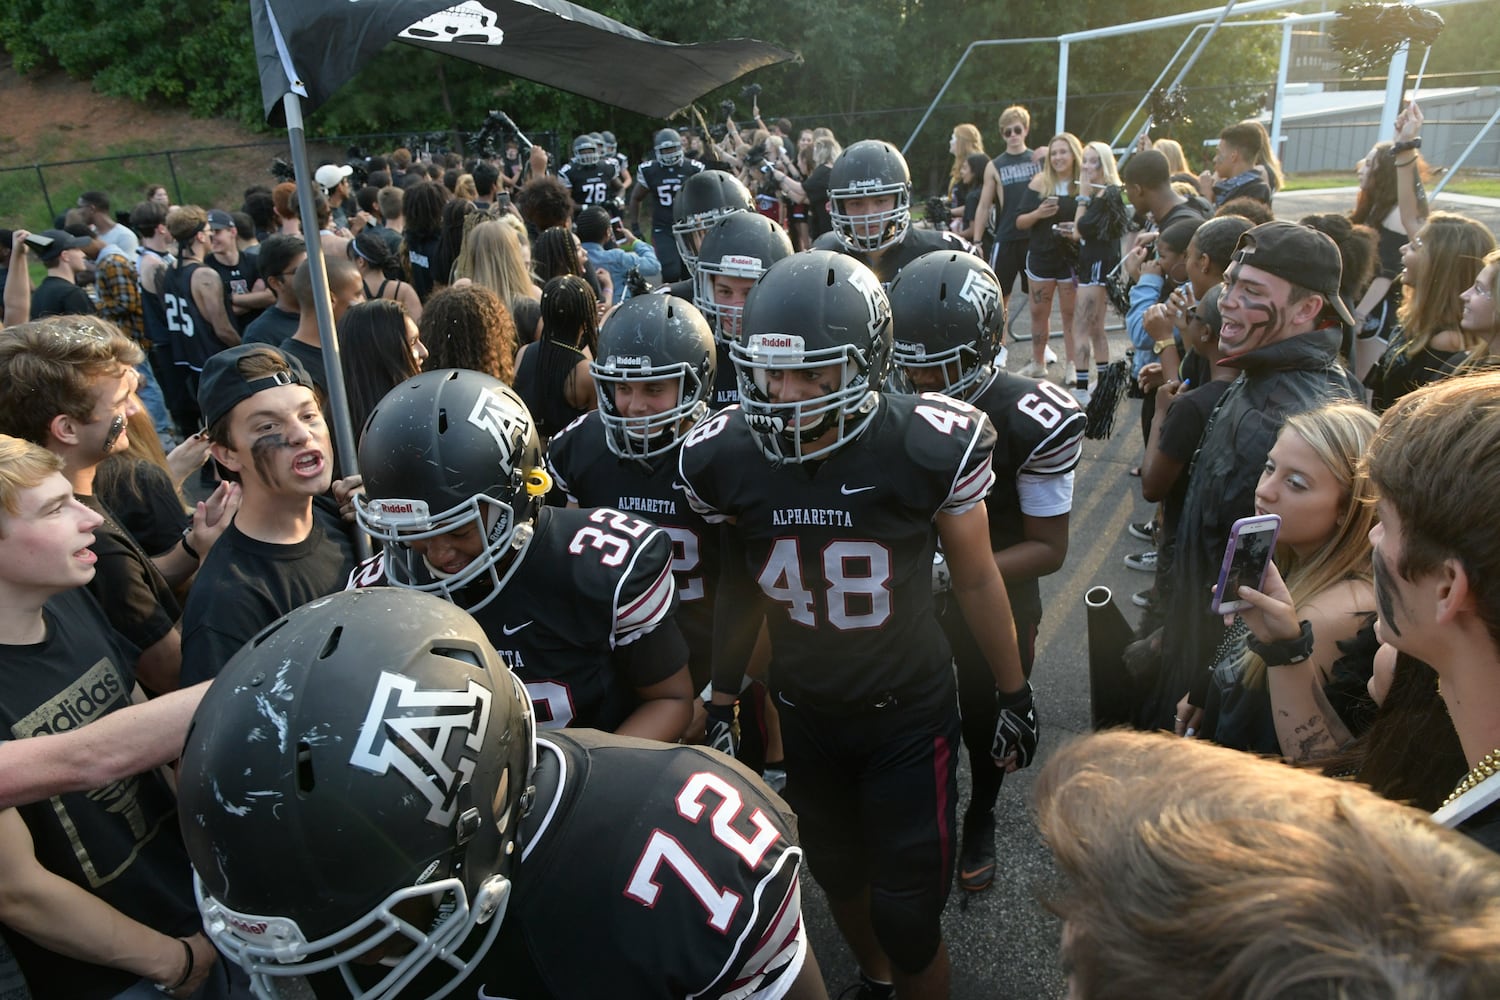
[1211,514,1281,615]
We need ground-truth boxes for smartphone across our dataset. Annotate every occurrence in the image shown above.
[1211,514,1281,614]
[23,233,54,253]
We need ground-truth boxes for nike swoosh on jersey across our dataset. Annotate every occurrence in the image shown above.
[839,484,877,495]
[501,621,534,636]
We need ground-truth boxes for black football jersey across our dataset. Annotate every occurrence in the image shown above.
[547,411,720,689]
[348,505,681,731]
[381,731,807,1000]
[710,340,740,410]
[813,226,969,285]
[637,158,705,230]
[559,160,618,208]
[678,394,996,710]
[966,371,1084,620]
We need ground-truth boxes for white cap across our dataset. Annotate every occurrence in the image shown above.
[314,164,354,192]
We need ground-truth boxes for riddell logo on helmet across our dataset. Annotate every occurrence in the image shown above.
[607,354,651,370]
[724,254,762,270]
[895,340,928,359]
[226,916,270,937]
[370,498,430,523]
[748,334,805,358]
[849,179,882,191]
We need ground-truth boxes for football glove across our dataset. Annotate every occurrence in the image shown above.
[991,682,1039,770]
[705,701,740,758]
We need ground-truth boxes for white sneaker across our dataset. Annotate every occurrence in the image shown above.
[1019,360,1047,379]
[995,345,1008,369]
[1044,345,1058,365]
[1071,387,1092,406]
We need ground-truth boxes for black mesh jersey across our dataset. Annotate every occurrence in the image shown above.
[558,160,619,208]
[636,158,705,230]
[547,411,720,688]
[391,731,807,1000]
[966,370,1085,621]
[349,504,682,732]
[159,262,227,372]
[678,393,996,710]
[812,226,968,285]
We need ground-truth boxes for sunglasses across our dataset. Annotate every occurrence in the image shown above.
[1003,126,1025,138]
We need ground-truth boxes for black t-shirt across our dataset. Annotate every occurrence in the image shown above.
[278,335,328,394]
[204,250,262,333]
[0,588,200,1000]
[242,304,299,346]
[548,411,721,690]
[93,458,189,558]
[179,508,356,684]
[77,494,180,656]
[803,164,833,238]
[349,505,684,732]
[678,394,996,711]
[29,275,95,319]
[1365,332,1462,413]
[405,234,442,302]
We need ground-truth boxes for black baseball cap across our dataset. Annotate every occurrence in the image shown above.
[198,345,314,428]
[1230,221,1356,328]
[34,228,93,263]
[207,209,237,231]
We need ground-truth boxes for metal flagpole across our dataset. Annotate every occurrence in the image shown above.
[282,92,372,561]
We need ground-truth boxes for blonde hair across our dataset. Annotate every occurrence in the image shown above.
[0,317,143,446]
[453,220,536,311]
[1083,141,1121,187]
[998,105,1030,131]
[1242,402,1380,690]
[1036,730,1500,1000]
[949,123,986,191]
[454,173,478,201]
[1038,133,1083,197]
[1397,212,1496,357]
[0,435,63,528]
[1152,138,1189,175]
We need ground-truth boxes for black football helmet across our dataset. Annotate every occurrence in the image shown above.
[356,370,549,612]
[886,250,1003,403]
[671,171,752,275]
[572,133,601,167]
[592,295,717,461]
[179,587,537,999]
[695,212,794,345]
[654,128,684,167]
[829,139,912,253]
[733,250,892,464]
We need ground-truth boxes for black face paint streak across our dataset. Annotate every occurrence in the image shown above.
[101,415,126,454]
[1372,547,1405,638]
[250,433,292,487]
[1240,299,1282,348]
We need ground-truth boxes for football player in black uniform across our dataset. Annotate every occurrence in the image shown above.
[678,251,1039,1000]
[179,588,827,1000]
[350,370,693,743]
[546,296,720,716]
[631,128,704,283]
[812,140,968,286]
[887,250,1084,894]
[600,129,632,191]
[557,133,619,211]
[695,212,794,410]
[667,169,754,298]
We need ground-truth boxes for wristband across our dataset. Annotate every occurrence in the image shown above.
[1391,138,1421,154]
[1246,618,1315,666]
[179,527,200,561]
[156,937,194,993]
[1394,156,1418,168]
[1075,196,1091,206]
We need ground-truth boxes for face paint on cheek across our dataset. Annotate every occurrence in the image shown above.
[1371,548,1405,638]
[1240,300,1282,346]
[102,415,126,453]
[250,433,292,485]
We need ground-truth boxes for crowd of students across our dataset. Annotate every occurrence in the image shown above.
[2,89,1500,1000]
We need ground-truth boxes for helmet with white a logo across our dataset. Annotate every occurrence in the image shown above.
[179,587,536,1000]
[886,250,1002,403]
[733,250,892,463]
[828,139,912,253]
[695,212,793,345]
[356,369,549,612]
[592,295,717,461]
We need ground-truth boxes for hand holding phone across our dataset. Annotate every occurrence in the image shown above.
[1211,514,1280,615]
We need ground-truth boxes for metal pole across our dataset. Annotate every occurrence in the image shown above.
[282,92,371,561]
[1431,100,1500,198]
[1110,24,1207,151]
[1056,41,1070,135]
[1270,18,1293,158]
[166,152,184,206]
[1380,41,1411,141]
[901,38,1057,155]
[34,166,54,223]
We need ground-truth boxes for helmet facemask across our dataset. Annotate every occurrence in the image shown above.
[892,341,991,403]
[593,360,708,462]
[732,336,880,464]
[697,254,767,346]
[830,183,911,253]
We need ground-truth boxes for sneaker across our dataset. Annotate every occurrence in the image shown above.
[958,808,997,892]
[1070,387,1092,407]
[837,976,896,1000]
[760,767,787,794]
[1044,345,1058,365]
[1124,549,1158,573]
[1132,587,1157,608]
[1128,519,1156,542]
[1018,360,1047,379]
[994,344,1008,369]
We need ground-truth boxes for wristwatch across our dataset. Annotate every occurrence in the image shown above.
[1246,619,1315,666]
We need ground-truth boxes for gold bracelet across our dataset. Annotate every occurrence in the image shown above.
[1395,157,1417,168]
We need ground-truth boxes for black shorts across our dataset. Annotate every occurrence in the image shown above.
[776,693,959,907]
[988,239,1029,296]
[1025,246,1076,283]
[1076,244,1121,287]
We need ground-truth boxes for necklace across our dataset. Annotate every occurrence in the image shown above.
[1442,747,1500,807]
